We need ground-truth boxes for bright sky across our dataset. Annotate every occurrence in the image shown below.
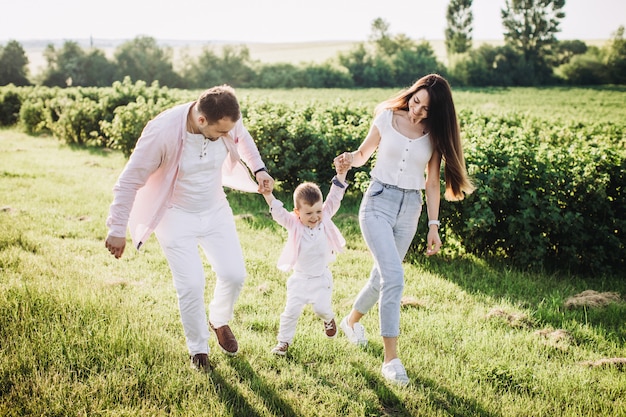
[1,0,624,43]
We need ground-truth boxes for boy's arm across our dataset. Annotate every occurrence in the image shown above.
[332,158,349,186]
[334,170,347,184]
[261,191,276,206]
[324,163,350,217]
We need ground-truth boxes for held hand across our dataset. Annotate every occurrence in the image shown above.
[425,227,442,256]
[334,152,353,172]
[256,170,275,194]
[105,235,126,259]
[335,165,349,175]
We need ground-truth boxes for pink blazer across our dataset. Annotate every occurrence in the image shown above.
[269,182,348,272]
[106,102,265,249]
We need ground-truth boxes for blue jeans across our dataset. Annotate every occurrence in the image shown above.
[353,179,423,338]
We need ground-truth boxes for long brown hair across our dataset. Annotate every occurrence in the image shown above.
[376,74,475,201]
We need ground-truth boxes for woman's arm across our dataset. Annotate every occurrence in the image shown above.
[424,150,442,256]
[335,124,381,169]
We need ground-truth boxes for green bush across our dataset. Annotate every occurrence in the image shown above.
[18,98,49,135]
[2,84,624,275]
[6,79,189,147]
[0,86,21,126]
[100,96,174,157]
[242,99,369,192]
[47,95,104,146]
[15,86,60,134]
[558,54,610,85]
[443,111,625,274]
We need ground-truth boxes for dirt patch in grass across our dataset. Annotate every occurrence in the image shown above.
[401,296,427,309]
[579,357,626,370]
[535,328,573,350]
[486,307,534,329]
[564,290,622,309]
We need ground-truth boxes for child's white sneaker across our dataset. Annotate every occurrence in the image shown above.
[381,358,409,386]
[340,316,367,346]
[271,341,289,356]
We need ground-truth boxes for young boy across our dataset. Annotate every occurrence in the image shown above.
[261,165,350,355]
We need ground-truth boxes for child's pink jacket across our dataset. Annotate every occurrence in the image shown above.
[106,102,265,249]
[269,181,348,272]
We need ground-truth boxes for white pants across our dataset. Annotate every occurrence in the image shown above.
[277,268,334,344]
[154,201,246,356]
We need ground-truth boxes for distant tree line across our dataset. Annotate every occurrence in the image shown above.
[1,0,625,88]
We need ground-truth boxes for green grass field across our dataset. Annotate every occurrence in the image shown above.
[236,85,626,124]
[1,87,625,416]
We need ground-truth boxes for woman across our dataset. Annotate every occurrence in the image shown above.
[335,74,474,385]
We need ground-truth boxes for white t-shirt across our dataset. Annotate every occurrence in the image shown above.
[370,109,434,190]
[170,132,228,212]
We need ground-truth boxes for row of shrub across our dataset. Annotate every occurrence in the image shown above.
[1,82,624,275]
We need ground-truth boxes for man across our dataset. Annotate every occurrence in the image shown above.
[105,85,274,371]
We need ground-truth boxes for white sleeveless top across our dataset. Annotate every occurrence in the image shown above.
[370,109,433,190]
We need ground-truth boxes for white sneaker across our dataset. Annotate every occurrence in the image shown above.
[271,341,289,356]
[340,316,367,346]
[381,358,410,386]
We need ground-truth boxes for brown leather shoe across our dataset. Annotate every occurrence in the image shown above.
[190,353,210,372]
[324,318,337,338]
[210,323,239,356]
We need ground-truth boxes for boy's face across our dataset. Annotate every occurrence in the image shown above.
[294,200,323,228]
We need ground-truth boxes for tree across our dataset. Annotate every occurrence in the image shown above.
[0,40,30,86]
[255,63,302,88]
[338,43,395,87]
[553,39,588,66]
[180,45,255,88]
[180,48,225,88]
[451,44,537,86]
[41,41,85,87]
[501,0,565,83]
[605,25,626,84]
[393,42,445,86]
[338,43,371,87]
[341,17,449,87]
[40,41,117,87]
[114,36,182,87]
[559,53,609,85]
[217,45,256,87]
[369,18,397,56]
[301,63,353,88]
[81,49,117,87]
[445,0,473,55]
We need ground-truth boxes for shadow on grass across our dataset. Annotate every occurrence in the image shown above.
[417,255,626,342]
[209,356,300,417]
[67,142,119,157]
[352,362,499,417]
[411,374,500,417]
[352,361,412,416]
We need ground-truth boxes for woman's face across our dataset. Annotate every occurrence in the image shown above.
[407,88,430,123]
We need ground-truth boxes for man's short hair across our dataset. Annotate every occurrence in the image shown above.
[196,85,241,124]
